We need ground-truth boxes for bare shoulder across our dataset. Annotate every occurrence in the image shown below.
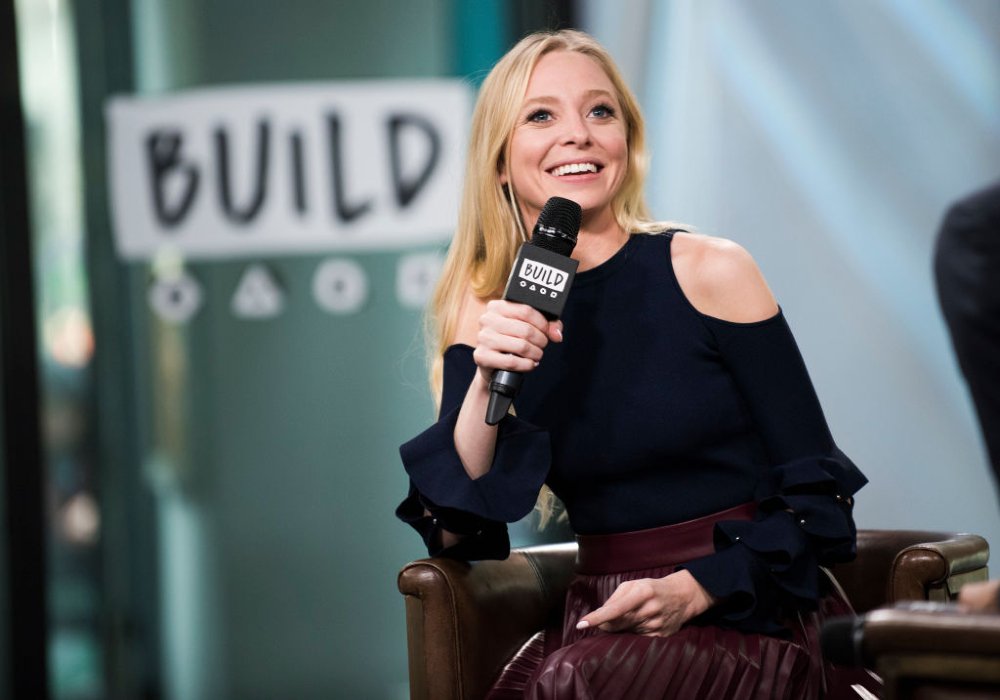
[450,284,490,347]
[670,232,779,323]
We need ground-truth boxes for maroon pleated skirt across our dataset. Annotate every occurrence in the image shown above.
[487,503,881,699]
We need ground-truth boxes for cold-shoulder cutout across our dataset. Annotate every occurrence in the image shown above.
[668,232,779,324]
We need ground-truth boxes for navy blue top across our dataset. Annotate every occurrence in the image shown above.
[397,232,867,632]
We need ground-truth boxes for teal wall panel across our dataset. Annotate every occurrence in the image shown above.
[126,1,459,697]
[455,0,511,80]
[171,253,442,698]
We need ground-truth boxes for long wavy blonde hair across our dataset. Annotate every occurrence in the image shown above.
[427,29,674,526]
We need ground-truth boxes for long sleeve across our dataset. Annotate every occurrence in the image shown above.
[395,344,552,559]
[680,310,867,633]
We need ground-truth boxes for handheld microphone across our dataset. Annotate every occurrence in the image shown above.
[819,616,866,667]
[485,196,582,425]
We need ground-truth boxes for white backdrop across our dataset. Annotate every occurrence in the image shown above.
[582,0,1000,548]
[107,81,469,260]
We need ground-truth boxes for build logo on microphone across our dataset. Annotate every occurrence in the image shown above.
[503,245,578,319]
[517,259,568,298]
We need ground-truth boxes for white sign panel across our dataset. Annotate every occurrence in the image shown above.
[107,80,471,261]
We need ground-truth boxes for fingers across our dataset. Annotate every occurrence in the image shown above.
[577,580,651,631]
[958,580,1000,613]
[576,578,688,637]
[483,300,551,337]
[474,301,560,373]
[547,320,564,343]
[484,317,549,357]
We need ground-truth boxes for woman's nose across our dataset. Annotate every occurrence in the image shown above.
[560,114,592,146]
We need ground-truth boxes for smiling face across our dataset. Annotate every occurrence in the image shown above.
[503,50,628,230]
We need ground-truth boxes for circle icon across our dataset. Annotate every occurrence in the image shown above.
[396,251,444,309]
[149,271,203,324]
[312,258,368,315]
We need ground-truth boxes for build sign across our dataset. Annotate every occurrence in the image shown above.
[107,80,471,260]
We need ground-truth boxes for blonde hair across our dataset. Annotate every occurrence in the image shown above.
[426,29,676,525]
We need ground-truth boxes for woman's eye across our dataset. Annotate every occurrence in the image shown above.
[527,109,552,123]
[590,104,615,118]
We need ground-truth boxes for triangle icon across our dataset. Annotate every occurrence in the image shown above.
[231,264,285,319]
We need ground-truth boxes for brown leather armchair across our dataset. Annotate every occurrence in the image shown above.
[825,532,1000,699]
[849,606,1000,699]
[397,530,988,700]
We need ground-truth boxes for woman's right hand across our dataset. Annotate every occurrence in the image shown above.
[473,300,564,385]
[452,297,562,478]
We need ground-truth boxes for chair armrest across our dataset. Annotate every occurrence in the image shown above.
[889,533,989,603]
[860,608,1000,697]
[862,607,1000,657]
[829,531,990,613]
[397,543,577,700]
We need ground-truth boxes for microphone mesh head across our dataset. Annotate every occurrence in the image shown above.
[531,197,582,256]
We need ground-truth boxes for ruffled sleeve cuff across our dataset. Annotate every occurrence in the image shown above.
[682,542,788,634]
[399,404,551,523]
[754,446,866,564]
[395,482,510,560]
[681,449,866,633]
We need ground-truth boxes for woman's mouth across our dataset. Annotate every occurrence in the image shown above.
[549,162,602,177]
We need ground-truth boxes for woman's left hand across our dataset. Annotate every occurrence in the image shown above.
[576,570,716,637]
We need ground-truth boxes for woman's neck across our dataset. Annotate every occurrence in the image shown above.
[572,210,629,272]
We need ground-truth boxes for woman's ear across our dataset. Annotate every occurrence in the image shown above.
[497,146,511,185]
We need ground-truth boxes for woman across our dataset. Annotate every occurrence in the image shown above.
[397,29,874,699]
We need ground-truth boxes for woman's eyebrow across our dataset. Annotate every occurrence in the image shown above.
[524,88,617,105]
[582,88,616,101]
[521,95,558,108]
[521,89,617,107]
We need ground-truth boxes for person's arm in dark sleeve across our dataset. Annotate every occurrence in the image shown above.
[681,311,867,633]
[395,344,551,560]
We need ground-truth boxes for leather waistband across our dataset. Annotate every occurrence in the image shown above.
[574,501,757,574]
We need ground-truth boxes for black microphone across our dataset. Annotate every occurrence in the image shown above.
[820,616,866,667]
[485,197,582,425]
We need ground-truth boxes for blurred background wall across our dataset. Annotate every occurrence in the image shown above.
[1,1,998,699]
[583,0,1000,557]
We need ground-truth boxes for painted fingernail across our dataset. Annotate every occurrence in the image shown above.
[576,621,589,630]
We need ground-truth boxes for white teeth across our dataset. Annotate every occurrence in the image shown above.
[551,162,598,176]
